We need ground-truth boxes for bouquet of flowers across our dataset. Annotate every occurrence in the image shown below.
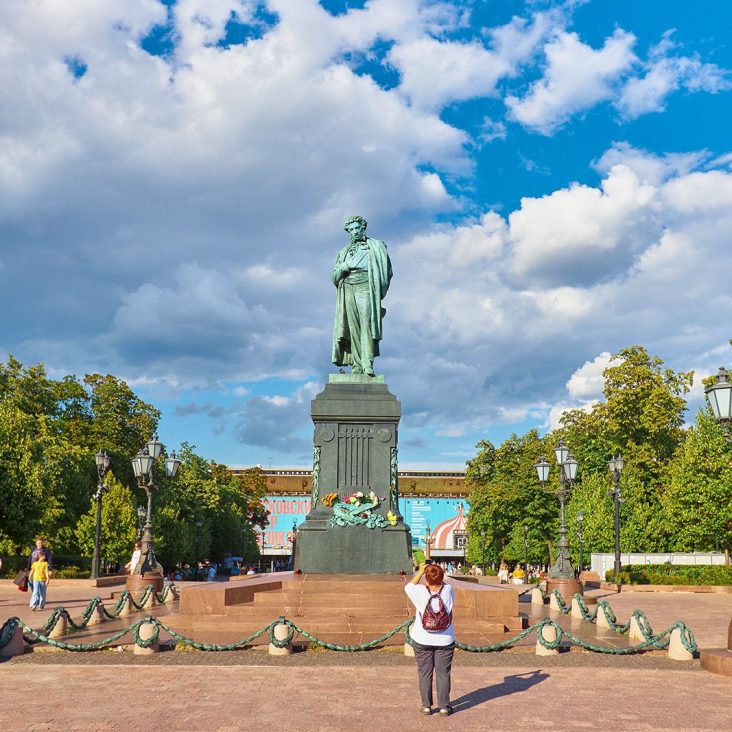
[344,490,377,505]
[323,493,338,507]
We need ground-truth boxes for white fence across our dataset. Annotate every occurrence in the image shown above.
[590,552,727,577]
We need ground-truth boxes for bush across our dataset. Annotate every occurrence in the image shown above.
[605,564,732,585]
[484,568,498,576]
[54,566,89,579]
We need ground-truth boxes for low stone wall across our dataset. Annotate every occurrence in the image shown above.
[601,581,732,594]
[0,576,125,589]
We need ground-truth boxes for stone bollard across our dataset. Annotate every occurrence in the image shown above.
[404,642,415,657]
[549,591,564,613]
[86,605,106,626]
[531,587,545,607]
[596,605,613,630]
[570,596,584,620]
[134,621,159,655]
[536,624,559,656]
[268,621,293,656]
[142,589,156,610]
[0,624,25,658]
[629,615,645,642]
[667,627,693,662]
[49,614,68,639]
[118,596,133,617]
[163,586,178,605]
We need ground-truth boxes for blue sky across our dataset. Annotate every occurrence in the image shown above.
[2,0,732,469]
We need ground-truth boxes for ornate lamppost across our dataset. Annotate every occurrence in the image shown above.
[194,519,203,581]
[523,523,529,583]
[480,529,487,576]
[91,450,111,579]
[136,505,146,541]
[424,523,434,562]
[608,455,624,582]
[700,367,732,674]
[576,511,584,578]
[127,434,181,591]
[288,519,298,571]
[536,440,581,596]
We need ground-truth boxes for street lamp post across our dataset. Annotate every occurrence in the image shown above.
[128,434,181,591]
[700,367,732,674]
[480,529,486,576]
[136,505,146,541]
[91,450,111,579]
[194,520,202,581]
[576,511,584,578]
[536,441,580,594]
[523,523,529,583]
[608,455,624,582]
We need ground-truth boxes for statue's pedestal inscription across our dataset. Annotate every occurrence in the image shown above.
[295,377,412,574]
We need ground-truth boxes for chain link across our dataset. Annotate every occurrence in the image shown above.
[1,593,698,656]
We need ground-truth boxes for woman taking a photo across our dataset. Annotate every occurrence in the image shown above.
[404,562,455,716]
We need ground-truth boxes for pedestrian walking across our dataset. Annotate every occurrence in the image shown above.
[404,563,455,717]
[29,550,51,610]
[27,538,53,581]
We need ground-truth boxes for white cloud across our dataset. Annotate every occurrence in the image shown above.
[506,29,637,134]
[508,164,659,286]
[378,148,732,436]
[388,10,561,111]
[617,32,731,119]
[566,352,611,401]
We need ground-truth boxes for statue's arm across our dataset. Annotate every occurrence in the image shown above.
[332,251,350,285]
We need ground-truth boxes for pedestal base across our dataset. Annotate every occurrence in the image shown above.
[546,578,583,601]
[700,617,732,676]
[125,573,164,594]
[295,523,412,574]
[700,648,732,676]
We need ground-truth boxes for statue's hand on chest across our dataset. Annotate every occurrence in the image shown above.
[345,244,367,269]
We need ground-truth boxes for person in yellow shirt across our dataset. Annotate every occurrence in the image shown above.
[29,551,50,610]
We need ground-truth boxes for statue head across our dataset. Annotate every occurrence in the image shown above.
[344,215,367,241]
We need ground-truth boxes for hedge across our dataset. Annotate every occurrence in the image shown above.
[0,554,92,579]
[605,564,732,585]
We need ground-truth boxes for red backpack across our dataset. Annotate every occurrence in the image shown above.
[421,584,453,632]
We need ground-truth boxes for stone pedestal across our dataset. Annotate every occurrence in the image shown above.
[295,375,412,574]
[700,617,732,676]
[125,572,164,594]
[546,578,583,602]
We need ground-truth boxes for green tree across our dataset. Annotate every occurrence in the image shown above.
[663,408,732,557]
[466,430,556,567]
[75,472,138,563]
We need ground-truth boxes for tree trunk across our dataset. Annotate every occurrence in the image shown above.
[725,547,730,565]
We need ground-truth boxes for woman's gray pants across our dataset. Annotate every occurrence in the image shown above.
[412,641,455,708]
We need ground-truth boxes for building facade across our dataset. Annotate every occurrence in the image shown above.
[230,467,470,568]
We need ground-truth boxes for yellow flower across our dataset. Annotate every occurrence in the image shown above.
[386,511,398,526]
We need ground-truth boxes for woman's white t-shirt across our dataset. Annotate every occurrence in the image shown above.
[404,582,456,646]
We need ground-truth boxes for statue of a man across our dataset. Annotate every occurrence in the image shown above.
[332,216,392,376]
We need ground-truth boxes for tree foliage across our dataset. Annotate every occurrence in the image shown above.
[0,357,270,571]
[465,344,732,565]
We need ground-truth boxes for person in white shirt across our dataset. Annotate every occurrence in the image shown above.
[125,542,142,574]
[404,563,455,717]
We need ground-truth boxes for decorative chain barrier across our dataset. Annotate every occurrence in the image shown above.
[18,582,178,641]
[543,588,667,637]
[0,607,698,656]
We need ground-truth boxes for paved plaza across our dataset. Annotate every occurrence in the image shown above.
[0,660,729,731]
[1,582,731,730]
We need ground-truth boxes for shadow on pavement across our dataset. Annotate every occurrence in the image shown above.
[451,670,549,713]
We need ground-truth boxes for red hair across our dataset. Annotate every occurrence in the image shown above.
[425,564,444,585]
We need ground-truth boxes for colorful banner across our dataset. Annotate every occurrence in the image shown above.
[398,497,470,547]
[257,495,469,550]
